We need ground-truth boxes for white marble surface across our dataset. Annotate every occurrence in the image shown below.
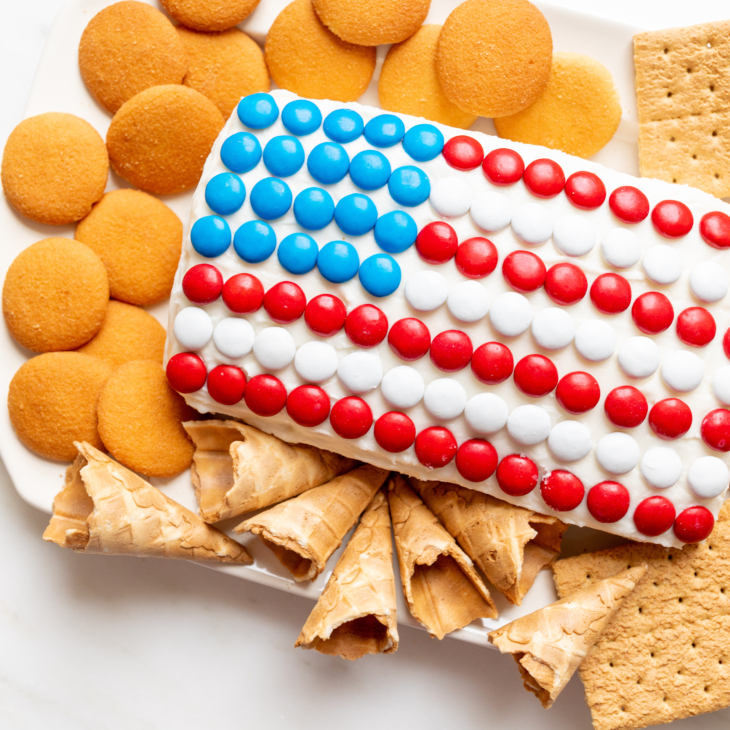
[3,2,730,728]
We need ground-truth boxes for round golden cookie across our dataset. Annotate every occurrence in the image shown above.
[494,52,622,159]
[77,301,166,369]
[177,27,269,119]
[379,25,476,130]
[265,0,376,103]
[312,0,429,46]
[3,238,109,353]
[97,360,196,478]
[75,190,182,306]
[106,85,225,195]
[160,0,260,32]
[79,1,187,114]
[1,113,108,226]
[436,0,552,118]
[8,352,112,462]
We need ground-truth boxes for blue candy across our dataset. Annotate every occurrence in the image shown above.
[233,220,276,263]
[349,150,391,191]
[282,100,322,136]
[388,166,431,207]
[294,187,335,231]
[277,233,319,275]
[402,123,444,161]
[307,142,350,185]
[334,193,378,236]
[237,93,279,129]
[358,254,401,297]
[205,172,246,216]
[190,216,231,258]
[250,177,292,220]
[220,132,261,173]
[263,135,305,177]
[364,114,405,148]
[374,210,417,253]
[323,109,363,143]
[317,241,360,283]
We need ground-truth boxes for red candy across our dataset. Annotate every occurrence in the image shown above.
[166,352,207,393]
[286,385,330,427]
[329,397,373,439]
[305,294,347,337]
[222,273,264,313]
[700,211,730,249]
[590,273,632,314]
[541,470,584,512]
[183,264,223,304]
[604,386,648,428]
[496,454,539,496]
[564,171,606,209]
[701,409,730,452]
[455,439,498,482]
[415,426,457,469]
[206,365,246,405]
[633,496,676,537]
[649,398,692,440]
[544,262,587,305]
[674,506,715,544]
[430,330,473,372]
[632,291,674,335]
[523,158,565,198]
[608,186,649,223]
[651,200,694,238]
[455,237,498,279]
[374,411,416,453]
[676,307,716,347]
[513,354,558,397]
[263,281,306,323]
[725,328,730,359]
[556,372,600,414]
[482,148,524,185]
[502,250,546,292]
[442,135,484,171]
[415,221,458,264]
[388,318,431,361]
[587,481,630,523]
[471,342,514,384]
[244,374,287,417]
[345,304,388,348]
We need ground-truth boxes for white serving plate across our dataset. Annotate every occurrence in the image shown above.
[0,0,643,646]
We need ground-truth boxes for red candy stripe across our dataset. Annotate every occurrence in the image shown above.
[608,186,649,223]
[632,291,674,335]
[374,411,416,453]
[676,307,716,347]
[649,398,692,440]
[633,496,676,537]
[701,409,730,452]
[590,273,631,314]
[183,264,223,304]
[564,171,606,209]
[430,330,473,372]
[455,237,498,279]
[544,262,587,305]
[604,386,648,428]
[513,354,558,397]
[496,454,539,496]
[222,273,264,313]
[455,439,498,482]
[329,397,373,439]
[305,293,347,337]
[587,481,630,523]
[207,365,246,405]
[523,159,565,198]
[725,328,730,359]
[415,426,457,468]
[674,506,715,544]
[415,221,458,264]
[286,385,330,427]
[482,148,524,185]
[442,135,484,171]
[345,304,388,348]
[541,470,585,512]
[166,352,207,393]
[471,342,514,384]
[388,317,431,361]
[502,250,546,292]
[263,281,306,323]
[556,372,600,414]
[244,374,287,417]
[651,200,694,238]
[700,211,730,249]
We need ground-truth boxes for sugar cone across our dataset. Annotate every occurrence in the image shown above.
[413,479,566,605]
[489,565,647,708]
[184,420,356,522]
[43,442,252,564]
[295,490,398,659]
[387,475,497,639]
[235,464,389,582]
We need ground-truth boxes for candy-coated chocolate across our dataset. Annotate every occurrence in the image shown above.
[335,193,378,236]
[305,294,347,337]
[402,124,444,161]
[482,148,524,185]
[349,150,391,191]
[523,158,565,198]
[471,342,513,384]
[358,253,401,297]
[496,454,538,496]
[207,364,246,405]
[183,264,223,304]
[429,330,473,372]
[388,165,430,206]
[651,199,693,238]
[513,354,558,397]
[220,131,261,173]
[388,317,431,361]
[502,250,546,292]
[233,220,277,263]
[277,232,318,274]
[323,108,363,143]
[587,481,629,523]
[673,506,715,544]
[455,439,498,482]
[237,93,278,129]
[317,240,360,283]
[442,135,484,171]
[633,495,676,537]
[544,262,587,305]
[677,307,716,347]
[250,177,292,220]
[244,374,287,416]
[307,142,350,184]
[649,398,692,440]
[191,215,231,257]
[205,172,245,215]
[293,187,335,230]
[564,171,606,209]
[374,411,416,453]
[374,210,417,253]
[701,408,730,452]
[330,397,373,439]
[286,384,330,427]
[166,352,207,393]
[541,470,584,511]
[364,114,405,148]
[631,291,674,335]
[415,221,458,264]
[414,426,457,468]
[556,371,600,414]
[263,135,305,177]
[608,185,649,223]
[263,281,306,323]
[700,210,730,249]
[455,237,498,278]
[281,99,322,136]
[604,385,647,428]
[345,304,388,348]
[590,273,631,314]
[222,273,264,313]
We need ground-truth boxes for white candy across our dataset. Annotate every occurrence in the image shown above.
[489,292,532,337]
[712,365,730,405]
[174,307,213,351]
[596,433,640,475]
[464,392,508,434]
[471,190,512,232]
[405,270,448,311]
[511,203,553,245]
[447,280,489,323]
[688,456,730,499]
[553,215,596,256]
[547,421,592,462]
[294,341,338,383]
[380,366,424,409]
[618,336,660,378]
[253,327,296,370]
[212,317,255,359]
[507,405,552,445]
[640,447,683,489]
[423,378,467,420]
[337,351,383,393]
[429,176,472,218]
[574,320,616,362]
[531,307,576,350]
[641,245,682,285]
[600,228,641,269]
[661,350,704,392]
[690,261,729,302]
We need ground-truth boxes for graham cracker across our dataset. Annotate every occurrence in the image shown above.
[634,20,730,197]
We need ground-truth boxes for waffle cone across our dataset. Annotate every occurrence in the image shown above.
[43,442,251,564]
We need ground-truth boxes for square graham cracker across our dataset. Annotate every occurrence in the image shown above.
[634,21,730,197]
[552,518,730,730]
